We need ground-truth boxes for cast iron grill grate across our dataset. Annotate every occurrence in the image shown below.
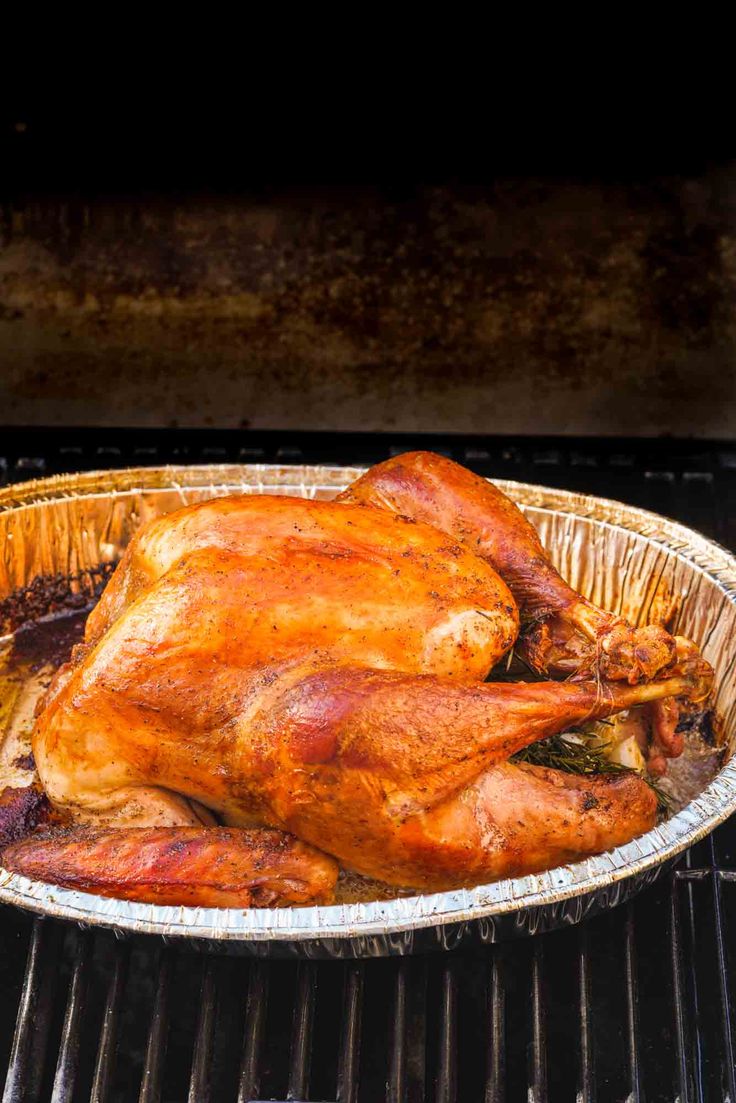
[1,429,735,1103]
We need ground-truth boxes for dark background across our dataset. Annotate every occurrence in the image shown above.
[2,87,735,436]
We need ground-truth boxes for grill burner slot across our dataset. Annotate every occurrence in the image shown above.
[1,429,735,1102]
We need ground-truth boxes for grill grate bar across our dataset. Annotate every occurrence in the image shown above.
[435,962,457,1103]
[673,868,713,881]
[624,904,642,1103]
[188,957,217,1103]
[238,960,269,1103]
[138,947,173,1103]
[577,925,595,1103]
[288,961,317,1101]
[2,919,56,1103]
[50,929,91,1103]
[671,879,697,1103]
[388,962,408,1103]
[90,940,130,1103]
[683,855,707,1103]
[336,962,363,1103]
[529,942,548,1103]
[485,949,505,1103]
[708,835,736,1100]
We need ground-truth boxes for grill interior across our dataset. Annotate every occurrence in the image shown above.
[1,429,736,1103]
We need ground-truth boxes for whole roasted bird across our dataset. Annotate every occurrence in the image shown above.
[3,453,712,906]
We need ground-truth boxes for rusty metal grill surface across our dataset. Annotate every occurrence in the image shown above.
[1,428,736,1102]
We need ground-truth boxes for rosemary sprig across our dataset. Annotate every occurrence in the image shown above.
[491,647,545,682]
[511,734,672,814]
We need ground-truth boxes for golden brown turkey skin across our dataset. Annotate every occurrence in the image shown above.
[33,621,709,892]
[392,762,658,889]
[340,451,683,686]
[82,495,518,686]
[2,827,338,907]
[259,668,704,888]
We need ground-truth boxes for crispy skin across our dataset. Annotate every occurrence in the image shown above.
[33,634,708,890]
[2,827,338,907]
[0,784,53,847]
[340,452,686,686]
[84,495,518,678]
[261,671,699,887]
[340,451,567,621]
[391,762,658,889]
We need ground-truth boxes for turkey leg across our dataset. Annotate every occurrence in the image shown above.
[387,760,659,890]
[21,663,707,901]
[339,451,687,686]
[264,657,709,887]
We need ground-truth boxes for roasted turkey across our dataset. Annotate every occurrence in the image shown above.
[2,453,712,905]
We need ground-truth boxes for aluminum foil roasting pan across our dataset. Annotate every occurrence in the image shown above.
[0,464,734,957]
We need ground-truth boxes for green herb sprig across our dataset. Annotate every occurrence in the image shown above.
[511,733,672,814]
